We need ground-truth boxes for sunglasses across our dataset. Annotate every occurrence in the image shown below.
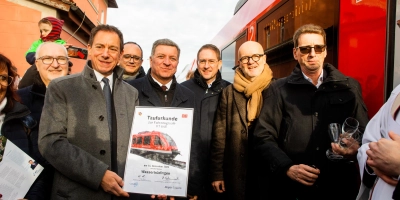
[296,45,326,54]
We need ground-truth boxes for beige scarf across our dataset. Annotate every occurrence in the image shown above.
[233,64,273,125]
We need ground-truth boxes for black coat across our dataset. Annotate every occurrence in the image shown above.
[128,74,201,198]
[2,100,52,200]
[253,63,369,200]
[17,82,46,123]
[181,70,230,184]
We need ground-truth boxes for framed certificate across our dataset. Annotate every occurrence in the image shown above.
[123,106,194,197]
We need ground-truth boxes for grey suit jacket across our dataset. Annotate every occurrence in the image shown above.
[39,61,139,200]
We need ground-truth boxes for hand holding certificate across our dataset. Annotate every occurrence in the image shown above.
[123,107,194,197]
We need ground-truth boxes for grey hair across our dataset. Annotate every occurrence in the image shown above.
[150,38,180,59]
[35,42,68,59]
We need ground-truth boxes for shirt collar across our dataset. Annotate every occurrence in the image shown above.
[94,69,114,91]
[151,75,172,91]
[302,70,324,88]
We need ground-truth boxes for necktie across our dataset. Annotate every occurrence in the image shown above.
[161,85,168,91]
[102,77,113,132]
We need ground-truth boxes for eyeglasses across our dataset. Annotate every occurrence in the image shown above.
[37,56,68,65]
[239,54,264,63]
[0,75,13,87]
[198,59,218,66]
[296,45,326,54]
[122,54,142,62]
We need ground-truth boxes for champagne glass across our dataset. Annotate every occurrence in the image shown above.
[339,117,359,148]
[326,123,344,160]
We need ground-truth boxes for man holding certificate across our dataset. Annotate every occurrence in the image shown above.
[39,25,140,200]
[128,38,199,199]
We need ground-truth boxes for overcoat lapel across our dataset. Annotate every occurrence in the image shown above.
[233,89,248,128]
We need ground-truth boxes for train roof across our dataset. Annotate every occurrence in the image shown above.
[210,0,280,49]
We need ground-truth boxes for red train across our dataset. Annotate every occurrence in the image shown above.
[130,131,180,161]
[210,0,400,118]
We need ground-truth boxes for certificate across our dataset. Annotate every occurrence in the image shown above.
[0,136,44,200]
[123,106,194,197]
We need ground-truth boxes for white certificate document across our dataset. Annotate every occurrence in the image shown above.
[0,136,44,200]
[123,106,194,197]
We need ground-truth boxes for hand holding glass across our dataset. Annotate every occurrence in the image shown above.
[339,117,359,148]
[326,123,344,160]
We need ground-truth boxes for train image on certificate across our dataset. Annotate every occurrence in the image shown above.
[130,131,186,169]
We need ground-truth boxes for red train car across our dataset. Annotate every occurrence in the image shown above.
[211,0,400,118]
[130,131,180,160]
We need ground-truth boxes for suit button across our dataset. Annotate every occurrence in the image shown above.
[100,150,106,155]
[316,147,319,151]
[99,115,104,121]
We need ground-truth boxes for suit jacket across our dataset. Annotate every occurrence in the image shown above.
[39,61,139,200]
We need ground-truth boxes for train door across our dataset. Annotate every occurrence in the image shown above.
[387,0,400,93]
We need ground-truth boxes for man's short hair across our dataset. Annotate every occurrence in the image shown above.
[124,42,143,58]
[151,39,180,59]
[88,24,124,52]
[197,44,221,61]
[293,24,326,48]
[35,42,68,59]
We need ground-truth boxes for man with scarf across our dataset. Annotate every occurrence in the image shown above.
[253,24,368,200]
[210,41,273,200]
[181,44,230,199]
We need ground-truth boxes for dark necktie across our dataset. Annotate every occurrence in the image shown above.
[102,77,118,173]
[102,77,113,133]
[161,85,168,91]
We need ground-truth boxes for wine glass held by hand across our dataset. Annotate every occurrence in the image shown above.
[340,117,359,148]
[326,123,344,160]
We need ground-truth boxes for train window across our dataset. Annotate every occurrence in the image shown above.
[265,26,270,48]
[279,17,284,43]
[144,136,151,145]
[163,134,177,147]
[221,42,236,83]
[137,137,142,144]
[132,138,136,144]
[154,136,163,146]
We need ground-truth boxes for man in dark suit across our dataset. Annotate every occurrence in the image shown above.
[39,24,139,200]
[128,38,200,200]
[181,44,230,199]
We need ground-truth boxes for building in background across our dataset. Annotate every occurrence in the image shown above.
[0,0,118,75]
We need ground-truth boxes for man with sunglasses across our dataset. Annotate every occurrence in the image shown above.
[253,24,368,200]
[119,42,146,81]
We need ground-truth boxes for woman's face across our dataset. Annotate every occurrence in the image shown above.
[0,67,8,102]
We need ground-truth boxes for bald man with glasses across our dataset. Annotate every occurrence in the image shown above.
[253,24,369,200]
